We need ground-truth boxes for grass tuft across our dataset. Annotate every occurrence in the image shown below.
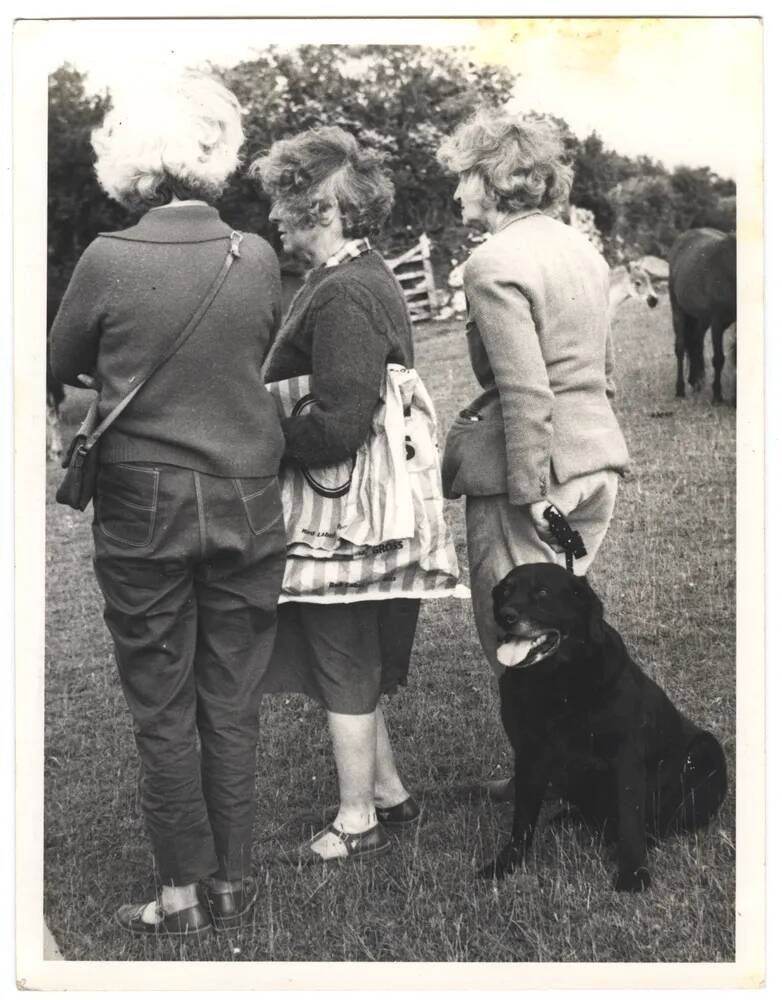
[45,295,734,962]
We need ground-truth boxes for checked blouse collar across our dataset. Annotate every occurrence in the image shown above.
[323,238,372,269]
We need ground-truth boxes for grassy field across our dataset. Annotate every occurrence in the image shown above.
[44,294,736,963]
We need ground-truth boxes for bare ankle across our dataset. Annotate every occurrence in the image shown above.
[374,784,409,809]
[334,806,377,833]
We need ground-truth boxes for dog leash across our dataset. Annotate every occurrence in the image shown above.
[542,505,587,574]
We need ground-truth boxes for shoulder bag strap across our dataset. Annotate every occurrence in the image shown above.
[83,230,243,451]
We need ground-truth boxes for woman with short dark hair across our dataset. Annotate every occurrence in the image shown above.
[250,126,421,864]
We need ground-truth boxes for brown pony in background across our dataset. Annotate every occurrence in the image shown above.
[668,228,736,404]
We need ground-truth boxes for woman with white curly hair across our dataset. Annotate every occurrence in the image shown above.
[437,110,630,796]
[50,72,286,937]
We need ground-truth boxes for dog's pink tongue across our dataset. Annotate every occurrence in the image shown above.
[497,637,535,668]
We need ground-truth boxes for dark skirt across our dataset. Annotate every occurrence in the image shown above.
[259,598,420,714]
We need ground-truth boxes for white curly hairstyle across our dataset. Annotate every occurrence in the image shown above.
[91,71,243,210]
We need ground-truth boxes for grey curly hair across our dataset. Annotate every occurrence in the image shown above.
[437,109,573,214]
[249,126,394,238]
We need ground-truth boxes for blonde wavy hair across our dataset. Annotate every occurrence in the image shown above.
[437,109,573,214]
[249,126,394,238]
[91,71,244,210]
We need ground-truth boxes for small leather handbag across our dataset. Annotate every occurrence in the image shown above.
[55,230,244,511]
[440,409,509,500]
[55,396,101,510]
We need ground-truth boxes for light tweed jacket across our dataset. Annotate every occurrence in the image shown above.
[442,209,630,506]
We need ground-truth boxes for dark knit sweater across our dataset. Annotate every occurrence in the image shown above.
[49,205,285,477]
[264,249,415,466]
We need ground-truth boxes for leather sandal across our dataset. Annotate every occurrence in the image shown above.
[300,822,391,865]
[376,796,421,828]
[201,877,258,932]
[115,900,212,938]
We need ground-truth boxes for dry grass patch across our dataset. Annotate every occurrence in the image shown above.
[44,295,735,962]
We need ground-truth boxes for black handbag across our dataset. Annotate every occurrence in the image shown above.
[56,397,101,510]
[440,410,509,500]
[55,230,244,510]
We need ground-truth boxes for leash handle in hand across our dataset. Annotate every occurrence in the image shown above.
[543,505,587,575]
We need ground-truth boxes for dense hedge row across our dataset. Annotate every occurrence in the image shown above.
[48,48,735,319]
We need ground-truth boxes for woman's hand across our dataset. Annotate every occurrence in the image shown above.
[527,500,565,553]
[77,373,101,390]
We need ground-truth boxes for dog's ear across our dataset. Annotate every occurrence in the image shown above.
[573,576,604,643]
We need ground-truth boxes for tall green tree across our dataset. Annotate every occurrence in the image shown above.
[570,132,635,235]
[47,65,129,325]
[608,174,679,258]
[606,163,736,260]
[218,45,516,248]
[670,165,732,232]
[47,49,737,315]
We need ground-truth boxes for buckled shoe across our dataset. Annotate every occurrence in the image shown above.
[300,822,391,865]
[115,900,212,938]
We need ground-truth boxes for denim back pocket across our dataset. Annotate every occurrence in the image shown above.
[96,464,159,547]
[233,477,283,536]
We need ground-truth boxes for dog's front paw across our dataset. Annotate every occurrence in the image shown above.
[479,842,523,880]
[614,866,652,892]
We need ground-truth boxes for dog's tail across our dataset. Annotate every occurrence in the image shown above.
[648,730,728,837]
[676,732,728,831]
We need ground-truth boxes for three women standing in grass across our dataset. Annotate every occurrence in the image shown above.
[50,70,627,936]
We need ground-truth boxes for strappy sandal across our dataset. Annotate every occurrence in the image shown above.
[299,822,391,866]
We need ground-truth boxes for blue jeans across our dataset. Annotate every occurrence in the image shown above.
[92,462,286,885]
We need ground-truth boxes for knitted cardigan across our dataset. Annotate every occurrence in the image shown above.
[49,204,285,477]
[264,249,414,467]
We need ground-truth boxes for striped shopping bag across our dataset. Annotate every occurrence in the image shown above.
[266,367,465,603]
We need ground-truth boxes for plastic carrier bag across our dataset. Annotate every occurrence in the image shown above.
[266,365,465,603]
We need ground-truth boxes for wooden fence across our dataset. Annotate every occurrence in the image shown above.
[385,234,439,323]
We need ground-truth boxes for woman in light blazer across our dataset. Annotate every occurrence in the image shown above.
[437,112,630,791]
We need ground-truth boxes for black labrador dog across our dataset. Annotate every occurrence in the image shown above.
[483,563,727,892]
